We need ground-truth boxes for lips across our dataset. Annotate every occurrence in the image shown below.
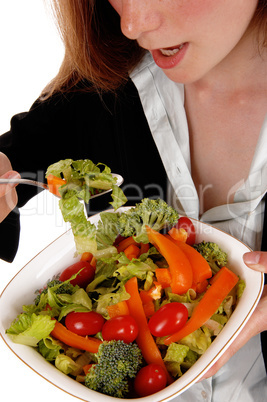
[151,42,188,70]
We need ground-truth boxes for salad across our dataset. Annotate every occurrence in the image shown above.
[46,158,127,254]
[6,159,246,399]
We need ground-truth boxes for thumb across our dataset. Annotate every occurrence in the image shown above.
[243,251,267,273]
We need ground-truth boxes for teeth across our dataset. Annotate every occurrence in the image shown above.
[160,44,184,56]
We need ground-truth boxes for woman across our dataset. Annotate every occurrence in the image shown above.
[0,1,266,400]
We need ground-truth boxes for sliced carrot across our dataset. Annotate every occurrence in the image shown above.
[50,320,102,353]
[164,267,239,345]
[125,277,173,384]
[46,174,66,197]
[116,237,138,253]
[83,364,94,376]
[209,266,229,285]
[107,300,130,318]
[124,244,141,260]
[195,279,209,294]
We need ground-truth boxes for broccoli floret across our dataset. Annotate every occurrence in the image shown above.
[34,279,76,306]
[84,340,143,398]
[193,241,228,274]
[118,198,179,243]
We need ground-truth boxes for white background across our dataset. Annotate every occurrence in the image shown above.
[0,2,80,401]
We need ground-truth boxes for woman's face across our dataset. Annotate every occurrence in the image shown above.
[108,0,259,83]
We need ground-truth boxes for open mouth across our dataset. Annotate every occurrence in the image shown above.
[159,43,185,57]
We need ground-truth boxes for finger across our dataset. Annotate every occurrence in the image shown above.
[243,251,267,273]
[0,171,21,196]
[0,152,13,175]
[0,171,20,222]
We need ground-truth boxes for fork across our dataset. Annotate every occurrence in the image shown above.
[0,173,124,199]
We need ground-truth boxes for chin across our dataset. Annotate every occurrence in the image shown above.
[161,61,210,85]
[162,68,201,85]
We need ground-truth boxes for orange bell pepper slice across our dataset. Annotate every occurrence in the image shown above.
[50,320,102,353]
[116,237,138,253]
[168,227,188,242]
[124,244,141,260]
[167,233,212,286]
[164,266,239,345]
[80,252,94,263]
[146,227,193,294]
[107,300,130,318]
[155,268,172,289]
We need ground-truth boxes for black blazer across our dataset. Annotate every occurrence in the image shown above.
[0,79,266,370]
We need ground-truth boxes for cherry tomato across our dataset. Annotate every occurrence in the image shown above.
[175,216,196,245]
[148,302,188,337]
[101,315,139,343]
[65,311,105,336]
[59,261,95,288]
[134,364,167,397]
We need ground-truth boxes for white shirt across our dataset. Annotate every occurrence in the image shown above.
[130,52,267,402]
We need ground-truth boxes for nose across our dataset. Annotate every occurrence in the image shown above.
[119,0,162,41]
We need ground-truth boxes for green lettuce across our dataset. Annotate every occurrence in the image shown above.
[59,195,97,255]
[113,258,157,285]
[55,354,80,375]
[96,211,120,250]
[236,279,246,299]
[179,327,212,355]
[46,159,127,255]
[95,283,130,319]
[164,343,190,378]
[6,313,55,347]
[109,185,128,211]
[38,337,64,361]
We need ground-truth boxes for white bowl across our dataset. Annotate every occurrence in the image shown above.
[0,210,264,402]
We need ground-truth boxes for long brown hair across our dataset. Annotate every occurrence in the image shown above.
[43,0,144,97]
[43,0,266,98]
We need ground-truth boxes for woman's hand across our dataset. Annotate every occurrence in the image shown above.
[200,251,267,379]
[0,152,20,223]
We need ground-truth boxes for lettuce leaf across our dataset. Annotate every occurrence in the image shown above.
[179,327,212,355]
[164,343,190,378]
[55,354,80,375]
[46,159,127,255]
[109,185,128,211]
[38,337,64,361]
[96,212,120,250]
[6,313,55,347]
[113,258,157,283]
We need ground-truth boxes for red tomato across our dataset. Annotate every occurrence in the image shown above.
[148,302,188,337]
[134,364,167,397]
[175,216,196,245]
[59,261,95,288]
[65,311,105,336]
[101,315,139,343]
